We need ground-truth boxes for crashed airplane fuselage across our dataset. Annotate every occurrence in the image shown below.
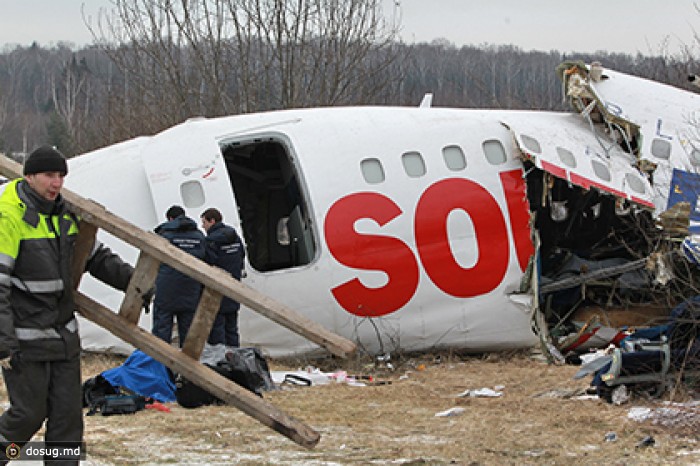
[67,62,700,357]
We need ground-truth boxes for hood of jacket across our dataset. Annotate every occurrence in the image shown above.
[155,215,199,234]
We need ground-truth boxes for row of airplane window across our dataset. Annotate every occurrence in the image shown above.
[359,140,509,184]
[520,133,648,195]
[358,134,690,195]
[650,137,700,165]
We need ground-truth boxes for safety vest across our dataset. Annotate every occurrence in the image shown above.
[0,178,82,361]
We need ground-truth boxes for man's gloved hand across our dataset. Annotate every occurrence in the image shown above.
[141,286,155,314]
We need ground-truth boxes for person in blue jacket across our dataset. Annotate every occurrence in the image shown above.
[152,205,208,346]
[200,208,245,350]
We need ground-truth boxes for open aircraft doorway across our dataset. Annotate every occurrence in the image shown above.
[219,137,316,273]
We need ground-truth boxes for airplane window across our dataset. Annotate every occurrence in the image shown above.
[591,160,611,182]
[625,173,646,194]
[483,139,507,165]
[180,180,205,208]
[556,147,577,168]
[519,135,541,155]
[361,158,385,184]
[691,148,700,166]
[402,152,426,177]
[277,217,290,246]
[443,145,466,171]
[651,138,671,160]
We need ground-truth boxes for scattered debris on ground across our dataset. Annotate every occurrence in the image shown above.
[3,350,696,465]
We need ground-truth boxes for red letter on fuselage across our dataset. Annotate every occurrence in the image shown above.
[500,169,534,272]
[324,192,419,317]
[415,178,509,297]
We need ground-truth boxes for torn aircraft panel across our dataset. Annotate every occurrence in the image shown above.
[521,61,700,372]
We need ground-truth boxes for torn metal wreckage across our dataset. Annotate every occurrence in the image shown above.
[525,61,700,399]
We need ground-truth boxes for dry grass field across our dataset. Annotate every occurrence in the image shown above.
[1,350,698,465]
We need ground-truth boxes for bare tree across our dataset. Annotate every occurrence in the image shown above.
[51,55,93,154]
[5,17,695,153]
[88,0,401,139]
[0,85,8,148]
[0,45,57,153]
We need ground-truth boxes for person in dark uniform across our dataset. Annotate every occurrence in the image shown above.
[152,205,208,346]
[200,208,245,350]
[0,146,135,464]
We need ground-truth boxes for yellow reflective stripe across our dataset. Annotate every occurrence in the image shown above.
[65,214,80,235]
[0,179,79,241]
[0,209,21,259]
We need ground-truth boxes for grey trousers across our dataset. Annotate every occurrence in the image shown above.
[0,356,83,465]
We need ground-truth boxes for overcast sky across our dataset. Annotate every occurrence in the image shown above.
[0,0,698,56]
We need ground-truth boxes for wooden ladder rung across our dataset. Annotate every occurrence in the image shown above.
[74,292,320,448]
[71,221,98,290]
[181,286,223,359]
[119,252,160,324]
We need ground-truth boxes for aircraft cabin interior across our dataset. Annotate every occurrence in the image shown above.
[219,138,315,272]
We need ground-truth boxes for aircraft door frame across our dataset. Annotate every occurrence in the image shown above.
[141,125,239,230]
[217,133,316,273]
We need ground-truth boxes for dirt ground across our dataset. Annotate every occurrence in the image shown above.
[1,349,699,465]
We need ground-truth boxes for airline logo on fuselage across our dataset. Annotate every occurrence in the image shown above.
[323,169,534,317]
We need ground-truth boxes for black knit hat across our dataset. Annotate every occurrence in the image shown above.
[166,205,185,220]
[23,145,68,176]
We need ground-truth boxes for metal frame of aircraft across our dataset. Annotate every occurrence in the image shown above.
[66,60,700,358]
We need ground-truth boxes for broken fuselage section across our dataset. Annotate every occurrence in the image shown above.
[522,61,700,358]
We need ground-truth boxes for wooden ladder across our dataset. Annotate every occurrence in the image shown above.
[0,156,357,448]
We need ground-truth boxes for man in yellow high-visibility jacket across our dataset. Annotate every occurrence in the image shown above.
[0,146,134,464]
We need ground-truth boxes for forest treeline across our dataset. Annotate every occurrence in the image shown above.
[0,3,697,158]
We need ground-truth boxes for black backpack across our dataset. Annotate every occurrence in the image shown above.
[82,375,119,409]
[82,374,147,416]
[175,347,274,409]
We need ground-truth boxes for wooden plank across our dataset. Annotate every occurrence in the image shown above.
[181,286,222,359]
[119,252,160,324]
[74,291,320,449]
[89,222,354,358]
[1,157,325,448]
[0,156,356,358]
[71,221,97,290]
